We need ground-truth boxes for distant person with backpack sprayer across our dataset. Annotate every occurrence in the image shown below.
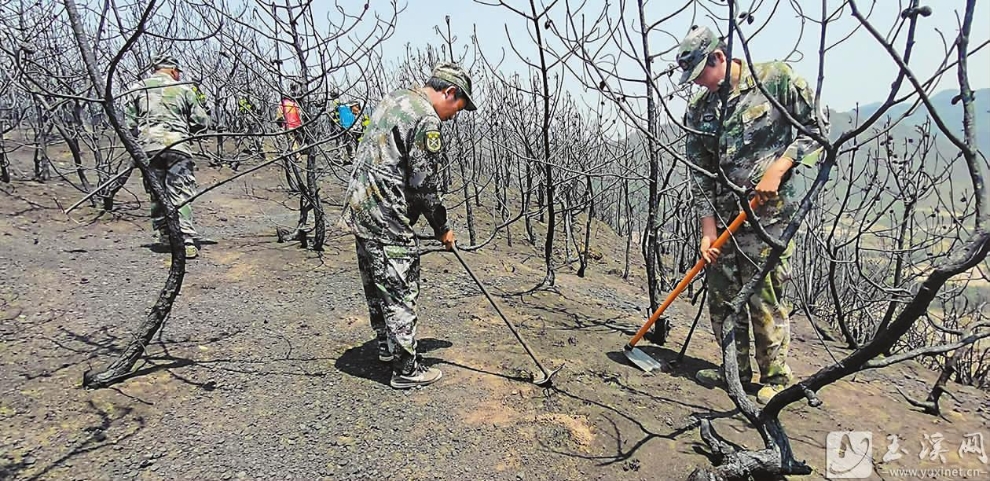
[276,79,304,152]
[332,99,370,161]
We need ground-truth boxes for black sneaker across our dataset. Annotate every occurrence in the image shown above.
[378,340,394,363]
[390,363,442,389]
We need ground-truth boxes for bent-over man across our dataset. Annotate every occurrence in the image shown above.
[678,26,827,404]
[342,63,477,389]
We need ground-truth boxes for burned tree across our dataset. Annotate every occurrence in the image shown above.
[552,0,988,478]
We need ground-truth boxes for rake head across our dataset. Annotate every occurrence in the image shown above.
[533,364,564,387]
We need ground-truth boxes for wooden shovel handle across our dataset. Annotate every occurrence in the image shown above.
[627,197,760,347]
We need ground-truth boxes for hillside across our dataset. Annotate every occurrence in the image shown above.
[2,145,989,480]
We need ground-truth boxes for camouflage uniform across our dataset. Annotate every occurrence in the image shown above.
[683,35,826,386]
[342,87,451,373]
[124,58,210,244]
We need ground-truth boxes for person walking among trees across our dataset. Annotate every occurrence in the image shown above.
[276,78,304,193]
[236,96,263,154]
[678,26,827,404]
[125,54,210,259]
[331,99,371,161]
[276,79,305,152]
[342,63,477,389]
[346,101,371,156]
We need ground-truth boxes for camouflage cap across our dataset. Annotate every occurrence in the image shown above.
[431,62,477,111]
[676,26,719,85]
[151,54,181,72]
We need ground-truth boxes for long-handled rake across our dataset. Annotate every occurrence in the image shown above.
[623,198,759,372]
[451,244,562,387]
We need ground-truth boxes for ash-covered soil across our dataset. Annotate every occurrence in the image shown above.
[2,154,988,481]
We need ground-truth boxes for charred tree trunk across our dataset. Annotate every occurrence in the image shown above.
[282,2,326,252]
[470,121,482,209]
[459,154,477,245]
[0,128,10,183]
[212,98,226,165]
[305,148,326,250]
[69,102,93,192]
[493,151,510,247]
[924,348,962,414]
[541,171,556,285]
[562,195,574,262]
[896,347,964,416]
[42,110,93,195]
[876,198,918,349]
[99,166,134,212]
[623,180,633,280]
[283,156,300,192]
[527,0,557,287]
[64,0,189,389]
[537,180,545,222]
[524,157,535,244]
[578,174,594,278]
[637,0,663,339]
[827,245,859,348]
[32,102,51,181]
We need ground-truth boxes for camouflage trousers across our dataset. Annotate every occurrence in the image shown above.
[143,150,199,243]
[354,237,421,368]
[706,208,795,386]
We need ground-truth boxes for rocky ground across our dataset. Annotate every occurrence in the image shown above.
[1,151,989,481]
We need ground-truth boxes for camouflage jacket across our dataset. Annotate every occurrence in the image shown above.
[342,88,449,244]
[685,60,827,219]
[124,72,210,155]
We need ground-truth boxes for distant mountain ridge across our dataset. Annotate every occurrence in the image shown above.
[832,88,989,154]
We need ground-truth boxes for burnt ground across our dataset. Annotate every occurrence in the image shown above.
[1,149,989,481]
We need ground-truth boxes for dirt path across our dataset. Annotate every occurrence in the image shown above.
[2,160,988,481]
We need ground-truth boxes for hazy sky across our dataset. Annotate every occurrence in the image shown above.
[330,0,989,116]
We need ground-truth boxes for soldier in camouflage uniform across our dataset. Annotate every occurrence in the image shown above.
[125,54,210,259]
[678,26,827,404]
[342,63,476,389]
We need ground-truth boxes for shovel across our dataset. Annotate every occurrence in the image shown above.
[451,244,562,387]
[623,198,759,372]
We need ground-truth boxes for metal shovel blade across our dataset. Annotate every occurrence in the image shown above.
[624,344,667,373]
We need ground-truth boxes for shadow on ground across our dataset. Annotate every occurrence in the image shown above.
[608,344,768,394]
[334,337,453,386]
[0,400,144,481]
[606,344,718,379]
[605,343,769,394]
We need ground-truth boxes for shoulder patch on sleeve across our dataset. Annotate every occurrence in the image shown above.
[425,130,442,153]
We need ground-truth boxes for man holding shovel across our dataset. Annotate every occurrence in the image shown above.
[342,63,477,389]
[678,26,827,404]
